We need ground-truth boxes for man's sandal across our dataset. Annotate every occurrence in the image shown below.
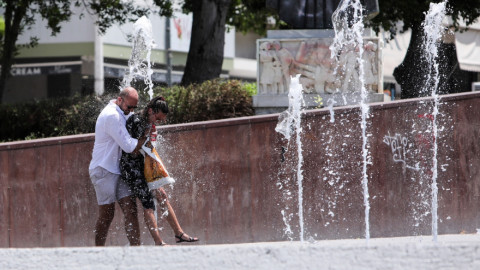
[175,233,199,243]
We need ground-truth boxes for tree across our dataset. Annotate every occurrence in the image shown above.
[366,0,480,99]
[0,0,150,104]
[152,0,278,86]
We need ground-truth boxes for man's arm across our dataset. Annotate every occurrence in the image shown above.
[132,134,148,154]
[105,115,145,153]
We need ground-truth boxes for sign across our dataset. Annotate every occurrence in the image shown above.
[10,64,81,76]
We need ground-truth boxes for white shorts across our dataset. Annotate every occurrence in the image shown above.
[89,167,132,205]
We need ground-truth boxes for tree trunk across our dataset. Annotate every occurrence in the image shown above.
[394,22,473,99]
[0,1,28,104]
[393,22,431,99]
[180,0,232,86]
[437,42,474,94]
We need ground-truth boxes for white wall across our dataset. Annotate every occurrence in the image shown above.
[235,31,262,59]
[103,15,166,49]
[17,7,96,44]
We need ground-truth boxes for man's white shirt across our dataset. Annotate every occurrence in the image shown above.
[89,100,138,174]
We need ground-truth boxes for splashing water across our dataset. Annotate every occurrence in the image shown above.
[422,0,447,242]
[331,0,371,241]
[122,16,156,99]
[327,99,337,123]
[280,209,294,238]
[276,74,306,241]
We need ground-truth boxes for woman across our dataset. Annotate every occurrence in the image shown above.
[120,96,199,245]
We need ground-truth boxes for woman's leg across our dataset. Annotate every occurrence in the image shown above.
[152,188,199,242]
[143,208,165,245]
[152,188,182,235]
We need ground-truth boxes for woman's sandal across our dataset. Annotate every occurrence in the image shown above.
[175,233,199,243]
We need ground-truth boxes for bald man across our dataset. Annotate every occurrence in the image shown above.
[89,87,146,246]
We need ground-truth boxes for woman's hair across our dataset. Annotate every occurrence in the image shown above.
[142,96,169,118]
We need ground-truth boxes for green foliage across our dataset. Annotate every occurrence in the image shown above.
[0,80,255,142]
[0,15,4,36]
[155,79,254,124]
[227,0,280,36]
[86,0,150,33]
[173,0,280,36]
[242,82,257,96]
[313,95,323,109]
[367,0,480,40]
[152,0,174,17]
[0,95,107,142]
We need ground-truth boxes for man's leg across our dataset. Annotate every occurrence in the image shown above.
[95,203,115,246]
[90,167,118,246]
[118,195,140,246]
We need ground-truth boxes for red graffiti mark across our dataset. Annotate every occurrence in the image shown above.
[418,114,434,121]
[415,112,437,176]
[415,133,434,176]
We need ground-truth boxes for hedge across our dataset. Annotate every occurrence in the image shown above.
[0,80,256,142]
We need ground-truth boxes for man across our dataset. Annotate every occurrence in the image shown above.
[89,87,146,246]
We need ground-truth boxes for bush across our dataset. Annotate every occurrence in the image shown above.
[0,95,108,142]
[155,79,254,124]
[0,79,255,142]
[242,82,257,96]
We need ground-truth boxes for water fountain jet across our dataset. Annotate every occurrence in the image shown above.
[122,16,156,100]
[276,74,306,241]
[421,0,448,242]
[330,0,371,241]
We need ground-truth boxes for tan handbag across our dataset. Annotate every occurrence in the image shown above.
[143,140,175,190]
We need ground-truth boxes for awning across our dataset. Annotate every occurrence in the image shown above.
[380,29,411,83]
[455,24,480,72]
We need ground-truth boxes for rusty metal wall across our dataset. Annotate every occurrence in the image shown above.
[1,92,479,247]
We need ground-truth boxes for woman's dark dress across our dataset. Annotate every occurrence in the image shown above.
[120,114,156,209]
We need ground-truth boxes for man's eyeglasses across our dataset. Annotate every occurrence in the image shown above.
[121,98,137,110]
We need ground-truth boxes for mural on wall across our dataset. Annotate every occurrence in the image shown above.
[257,38,381,95]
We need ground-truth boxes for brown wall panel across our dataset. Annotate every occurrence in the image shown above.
[7,146,62,247]
[60,141,96,247]
[0,151,9,247]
